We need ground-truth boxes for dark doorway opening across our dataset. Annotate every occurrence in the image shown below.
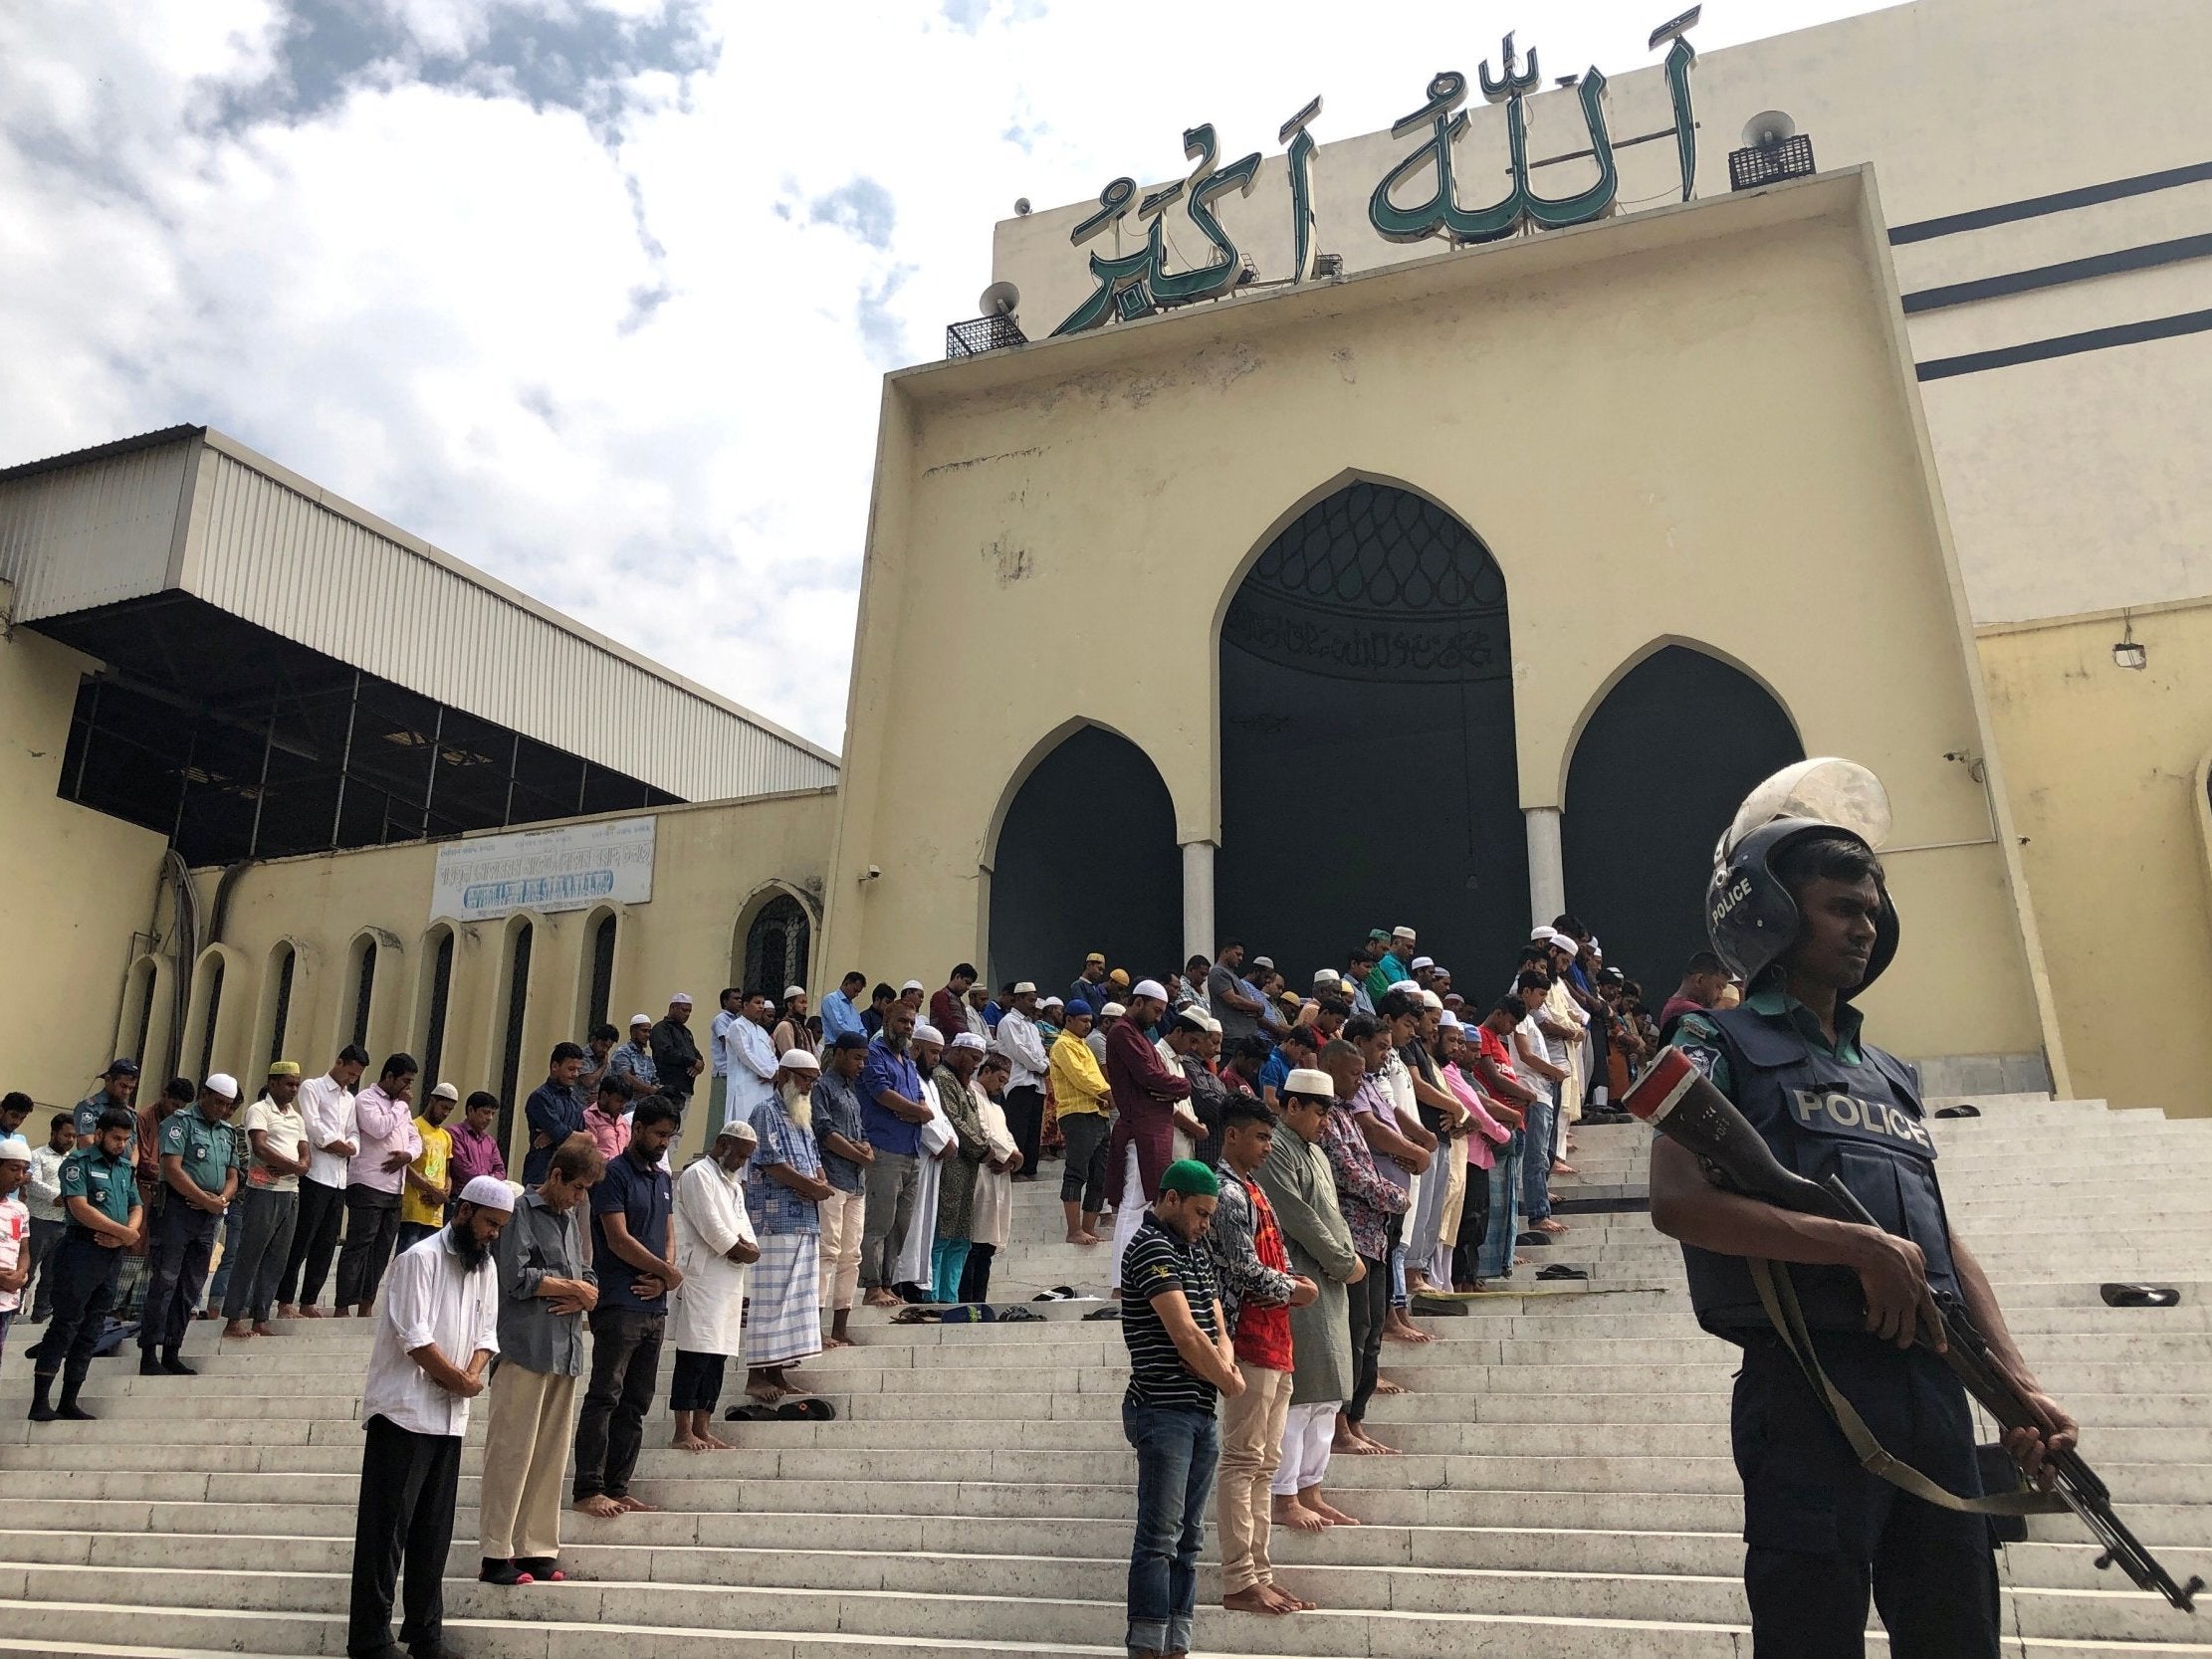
[989,726,1179,988]
[1562,645,1803,985]
[1219,483,1525,979]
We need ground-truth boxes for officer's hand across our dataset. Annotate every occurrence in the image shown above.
[2002,1382,2080,1488]
[95,1231,123,1250]
[1850,1227,1944,1351]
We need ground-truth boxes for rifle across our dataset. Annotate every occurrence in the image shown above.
[1625,1047,2202,1612]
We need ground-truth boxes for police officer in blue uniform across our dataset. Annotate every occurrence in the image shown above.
[25,1106,143,1422]
[1650,762,2078,1658]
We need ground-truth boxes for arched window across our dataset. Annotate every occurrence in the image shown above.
[196,955,226,1083]
[497,923,534,1150]
[587,913,617,1033]
[349,936,378,1051]
[266,945,296,1068]
[420,929,456,1091]
[743,894,811,1000]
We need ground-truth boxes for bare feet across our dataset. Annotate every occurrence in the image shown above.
[1354,1426,1401,1456]
[1552,1159,1578,1176]
[863,1288,901,1309]
[1372,1375,1409,1395]
[1534,1217,1569,1234]
[276,1304,298,1320]
[671,1432,709,1453]
[573,1494,624,1519]
[253,1322,281,1337]
[1222,1586,1286,1616]
[1334,1428,1387,1454]
[702,1432,735,1450]
[1065,1232,1100,1246]
[615,1495,656,1513]
[1270,1494,1329,1532]
[1079,1230,1104,1244]
[822,1335,854,1349]
[299,1306,328,1319]
[1265,1585,1317,1612]
[222,1320,253,1340]
[1304,1493,1362,1526]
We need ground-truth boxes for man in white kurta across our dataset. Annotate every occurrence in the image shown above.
[893,1026,954,1294]
[668,1123,759,1450]
[348,1177,508,1657]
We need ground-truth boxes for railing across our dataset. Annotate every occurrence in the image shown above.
[945,313,1027,358]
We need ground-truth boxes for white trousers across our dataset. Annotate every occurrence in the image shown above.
[1109,1146,1145,1290]
[1269,1399,1340,1496]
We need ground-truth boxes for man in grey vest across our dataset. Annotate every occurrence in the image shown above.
[1651,760,2077,1659]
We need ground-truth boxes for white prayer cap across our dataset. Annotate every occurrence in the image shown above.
[951,1032,987,1053]
[670,992,694,1005]
[203,1073,239,1101]
[1251,955,1274,971]
[1100,1001,1127,1017]
[1388,979,1421,994]
[1012,981,1037,995]
[1392,926,1417,941]
[1041,995,1064,1009]
[901,978,925,993]
[778,1049,821,1073]
[1587,937,1602,954]
[1420,989,1443,1011]
[716,1119,759,1143]
[430,1082,461,1103]
[629,1012,654,1027]
[458,1175,515,1212]
[1411,955,1435,971]
[1530,926,1557,943]
[1438,1009,1462,1029]
[912,1023,945,1046]
[781,984,806,1001]
[1131,979,1169,1002]
[1204,1016,1222,1035]
[0,1137,31,1163]
[1313,968,1339,986]
[1283,1068,1336,1100]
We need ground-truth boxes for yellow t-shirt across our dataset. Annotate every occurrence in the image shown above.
[401,1118,453,1228]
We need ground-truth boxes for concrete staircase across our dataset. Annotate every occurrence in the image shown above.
[0,1097,2207,1657]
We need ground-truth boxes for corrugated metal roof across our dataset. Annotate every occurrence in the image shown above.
[0,427,838,801]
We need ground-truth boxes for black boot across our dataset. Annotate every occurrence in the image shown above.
[139,1349,162,1376]
[56,1374,96,1421]
[159,1347,197,1376]
[27,1371,57,1423]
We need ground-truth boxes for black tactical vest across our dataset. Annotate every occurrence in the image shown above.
[1681,1003,1960,1341]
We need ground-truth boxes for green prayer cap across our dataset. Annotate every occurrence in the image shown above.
[1158,1158,1218,1199]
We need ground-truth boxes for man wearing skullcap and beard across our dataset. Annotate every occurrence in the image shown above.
[349,1175,511,1651]
[669,1121,760,1448]
[1119,1159,1243,1659]
[743,1053,830,1400]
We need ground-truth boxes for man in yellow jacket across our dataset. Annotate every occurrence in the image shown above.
[1049,1003,1113,1245]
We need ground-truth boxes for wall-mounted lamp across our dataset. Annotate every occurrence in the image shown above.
[2112,609,2147,671]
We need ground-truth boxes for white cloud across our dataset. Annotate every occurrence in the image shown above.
[0,0,1897,757]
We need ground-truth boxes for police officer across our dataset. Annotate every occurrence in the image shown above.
[25,1106,142,1422]
[1649,761,2078,1659]
[138,1073,240,1377]
[74,1059,138,1147]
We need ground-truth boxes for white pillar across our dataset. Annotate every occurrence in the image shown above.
[1525,807,1565,930]
[1181,840,1216,966]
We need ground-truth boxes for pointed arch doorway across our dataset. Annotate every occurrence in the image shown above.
[1218,481,1526,978]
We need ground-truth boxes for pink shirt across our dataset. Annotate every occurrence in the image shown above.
[1443,1064,1513,1171]
[583,1104,630,1162]
[346,1084,423,1194]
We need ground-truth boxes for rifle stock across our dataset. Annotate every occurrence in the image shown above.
[1624,1049,2202,1612]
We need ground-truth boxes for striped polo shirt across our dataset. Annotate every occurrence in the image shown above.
[1119,1212,1223,1413]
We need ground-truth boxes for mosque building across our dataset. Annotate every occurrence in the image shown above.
[3,0,2207,1154]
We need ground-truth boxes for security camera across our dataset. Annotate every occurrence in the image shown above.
[862,865,882,882]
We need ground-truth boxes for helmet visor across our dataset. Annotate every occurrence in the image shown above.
[1719,758,1892,861]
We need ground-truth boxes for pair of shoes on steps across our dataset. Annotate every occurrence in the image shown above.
[137,1350,197,1376]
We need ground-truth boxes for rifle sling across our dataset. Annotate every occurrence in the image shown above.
[1748,1257,2064,1518]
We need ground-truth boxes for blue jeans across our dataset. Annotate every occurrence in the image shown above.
[1520,1088,1555,1223]
[931,1238,971,1304]
[1122,1401,1218,1656]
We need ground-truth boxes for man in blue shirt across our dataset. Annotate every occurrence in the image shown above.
[572,1098,680,1518]
[857,1004,932,1308]
[523,1044,587,1187]
[818,971,870,1045]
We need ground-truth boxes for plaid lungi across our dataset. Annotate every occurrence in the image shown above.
[742,1230,822,1367]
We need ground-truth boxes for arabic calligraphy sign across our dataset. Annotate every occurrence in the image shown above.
[1052,20,1701,338]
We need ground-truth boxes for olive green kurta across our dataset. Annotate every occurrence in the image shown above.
[1253,1125,1361,1405]
[933,1064,990,1240]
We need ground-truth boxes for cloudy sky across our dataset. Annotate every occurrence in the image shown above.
[0,0,1894,752]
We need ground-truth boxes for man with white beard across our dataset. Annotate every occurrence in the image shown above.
[741,1055,830,1401]
[891,1025,955,1299]
[667,1122,759,1451]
